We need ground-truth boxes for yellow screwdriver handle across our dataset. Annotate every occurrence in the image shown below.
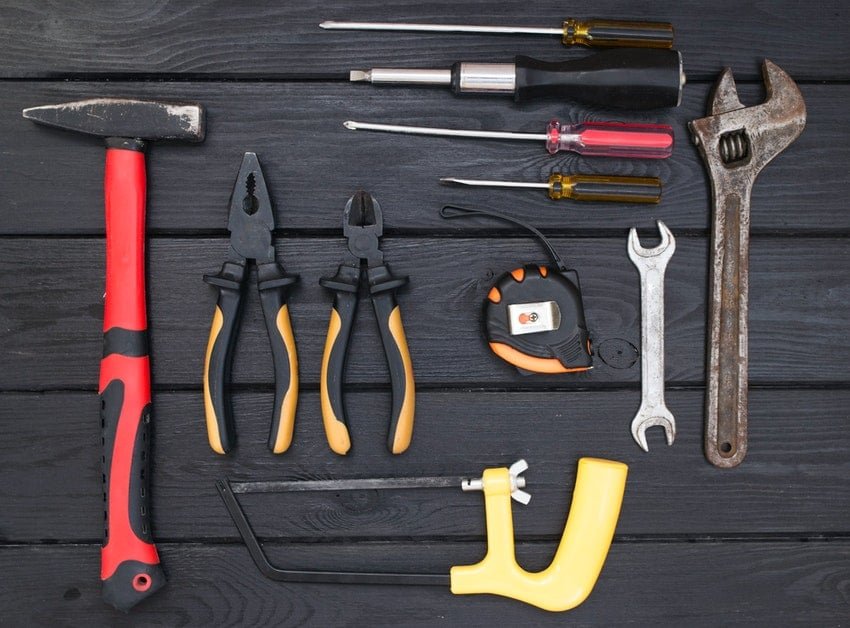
[548,173,662,204]
[450,457,628,612]
[563,18,674,48]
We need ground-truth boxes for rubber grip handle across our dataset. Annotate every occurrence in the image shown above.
[257,262,299,454]
[319,265,360,455]
[99,146,165,612]
[548,173,662,203]
[369,267,415,454]
[563,18,674,49]
[202,260,247,454]
[514,49,683,110]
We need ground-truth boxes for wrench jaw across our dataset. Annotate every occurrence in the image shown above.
[627,221,675,264]
[631,411,676,453]
[689,60,807,183]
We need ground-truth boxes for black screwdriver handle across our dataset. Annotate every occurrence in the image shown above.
[203,260,247,454]
[514,48,683,110]
[319,265,360,455]
[257,262,299,454]
[368,265,415,455]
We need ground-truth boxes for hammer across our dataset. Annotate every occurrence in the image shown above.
[23,98,205,611]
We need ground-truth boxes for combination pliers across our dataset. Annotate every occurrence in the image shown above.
[319,191,415,455]
[203,152,299,454]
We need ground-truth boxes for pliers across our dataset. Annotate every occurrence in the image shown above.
[319,191,415,455]
[203,152,299,455]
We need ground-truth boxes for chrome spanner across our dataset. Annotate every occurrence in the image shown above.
[628,221,676,452]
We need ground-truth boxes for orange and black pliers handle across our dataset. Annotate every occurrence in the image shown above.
[320,263,415,455]
[203,260,298,454]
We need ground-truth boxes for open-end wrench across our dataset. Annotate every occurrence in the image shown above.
[628,221,676,451]
[689,61,806,468]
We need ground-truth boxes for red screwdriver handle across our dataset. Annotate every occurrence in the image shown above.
[99,145,165,611]
[546,119,674,158]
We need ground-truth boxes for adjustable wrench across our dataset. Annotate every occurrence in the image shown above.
[628,221,676,451]
[689,61,806,468]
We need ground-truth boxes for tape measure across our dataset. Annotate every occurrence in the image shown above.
[440,205,592,375]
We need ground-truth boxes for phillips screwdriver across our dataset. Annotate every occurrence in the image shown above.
[441,173,662,203]
[348,48,684,110]
[320,18,674,49]
[344,119,674,159]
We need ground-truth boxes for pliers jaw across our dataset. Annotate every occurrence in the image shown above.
[227,152,275,264]
[343,190,384,266]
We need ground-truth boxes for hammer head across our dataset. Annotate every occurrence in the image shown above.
[689,60,806,178]
[23,98,205,143]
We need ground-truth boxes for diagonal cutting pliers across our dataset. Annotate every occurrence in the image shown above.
[203,152,299,455]
[319,191,415,455]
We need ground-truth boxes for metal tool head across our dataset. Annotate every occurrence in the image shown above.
[343,190,384,264]
[631,411,676,452]
[22,98,205,143]
[689,60,806,178]
[627,220,676,265]
[227,152,275,263]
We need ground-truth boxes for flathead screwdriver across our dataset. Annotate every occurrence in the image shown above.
[320,18,674,49]
[345,119,674,158]
[348,48,684,110]
[441,173,662,203]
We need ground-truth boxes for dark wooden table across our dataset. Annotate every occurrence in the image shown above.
[2,1,849,625]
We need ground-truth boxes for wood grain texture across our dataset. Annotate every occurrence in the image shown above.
[0,1,847,81]
[1,541,848,626]
[0,237,847,389]
[2,389,849,541]
[2,1,848,623]
[0,82,844,235]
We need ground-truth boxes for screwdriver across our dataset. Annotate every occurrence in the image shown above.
[440,173,662,203]
[344,119,674,159]
[348,48,684,110]
[321,18,674,49]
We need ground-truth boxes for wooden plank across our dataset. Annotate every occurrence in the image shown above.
[2,389,848,541]
[1,541,848,625]
[0,82,843,235]
[1,236,848,389]
[0,1,847,81]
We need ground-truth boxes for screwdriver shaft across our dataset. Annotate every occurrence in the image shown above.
[441,178,549,190]
[345,120,549,142]
[321,20,562,36]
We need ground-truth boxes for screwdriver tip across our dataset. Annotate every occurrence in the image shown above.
[349,70,371,82]
[439,177,459,185]
[318,21,333,29]
[343,120,358,130]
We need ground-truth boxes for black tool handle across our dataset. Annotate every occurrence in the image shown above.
[202,260,246,454]
[257,262,300,454]
[368,265,415,454]
[514,48,682,110]
[319,265,360,455]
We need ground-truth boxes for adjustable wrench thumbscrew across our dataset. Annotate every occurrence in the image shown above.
[627,221,676,452]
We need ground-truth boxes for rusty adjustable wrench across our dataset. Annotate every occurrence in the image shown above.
[689,61,805,468]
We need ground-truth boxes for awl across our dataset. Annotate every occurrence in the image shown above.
[321,18,674,48]
[348,48,685,110]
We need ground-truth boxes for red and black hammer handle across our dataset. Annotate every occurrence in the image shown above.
[99,144,165,611]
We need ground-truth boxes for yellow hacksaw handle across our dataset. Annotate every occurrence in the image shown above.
[450,457,628,612]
